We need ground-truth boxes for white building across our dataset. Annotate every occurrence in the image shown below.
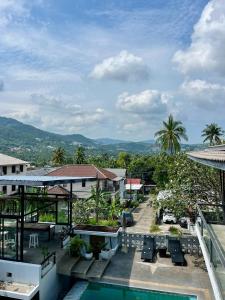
[0,153,29,195]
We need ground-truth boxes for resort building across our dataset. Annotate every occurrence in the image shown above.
[46,164,126,200]
[188,145,225,300]
[0,153,29,195]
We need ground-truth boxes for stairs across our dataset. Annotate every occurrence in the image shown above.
[71,258,110,279]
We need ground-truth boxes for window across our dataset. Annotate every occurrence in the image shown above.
[2,166,7,175]
[82,179,86,187]
[20,165,24,172]
[12,185,16,192]
[12,165,16,173]
[2,186,7,194]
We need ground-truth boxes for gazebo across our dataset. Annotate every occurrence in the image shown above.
[0,175,94,262]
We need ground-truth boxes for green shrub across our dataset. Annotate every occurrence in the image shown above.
[169,226,182,236]
[70,236,85,257]
[130,200,139,208]
[39,213,55,222]
[87,218,117,227]
[150,224,161,233]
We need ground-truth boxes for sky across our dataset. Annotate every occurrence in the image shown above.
[0,0,225,143]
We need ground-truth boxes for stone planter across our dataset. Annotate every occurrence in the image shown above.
[100,249,111,260]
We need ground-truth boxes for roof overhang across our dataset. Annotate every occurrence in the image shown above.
[188,152,225,171]
[0,175,95,186]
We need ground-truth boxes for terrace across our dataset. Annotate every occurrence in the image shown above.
[188,146,225,300]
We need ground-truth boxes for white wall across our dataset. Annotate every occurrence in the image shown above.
[0,260,41,285]
[0,163,28,195]
[39,265,60,300]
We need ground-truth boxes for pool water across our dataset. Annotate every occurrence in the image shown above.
[80,283,197,300]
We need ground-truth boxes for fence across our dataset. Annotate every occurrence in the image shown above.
[120,232,202,255]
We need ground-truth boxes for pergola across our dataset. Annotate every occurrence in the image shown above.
[0,175,94,262]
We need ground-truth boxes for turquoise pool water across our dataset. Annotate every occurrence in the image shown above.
[80,283,197,300]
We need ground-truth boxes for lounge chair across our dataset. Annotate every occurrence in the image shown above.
[141,236,157,262]
[168,240,185,266]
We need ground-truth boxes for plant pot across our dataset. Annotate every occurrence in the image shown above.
[84,252,93,260]
[100,249,110,260]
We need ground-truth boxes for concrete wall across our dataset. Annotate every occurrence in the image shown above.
[0,260,40,285]
[39,265,59,300]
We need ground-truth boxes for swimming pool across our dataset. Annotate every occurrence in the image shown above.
[79,282,197,300]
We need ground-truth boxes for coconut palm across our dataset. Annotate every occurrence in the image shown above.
[52,147,65,165]
[155,114,188,155]
[202,123,224,146]
[74,146,86,164]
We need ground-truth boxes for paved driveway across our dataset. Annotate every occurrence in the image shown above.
[126,199,153,234]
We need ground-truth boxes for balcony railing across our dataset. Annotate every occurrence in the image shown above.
[197,204,225,298]
[41,251,56,277]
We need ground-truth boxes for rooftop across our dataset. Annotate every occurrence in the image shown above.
[0,153,28,166]
[47,164,117,180]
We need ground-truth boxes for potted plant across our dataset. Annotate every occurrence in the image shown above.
[70,236,85,257]
[84,244,93,260]
[100,242,111,260]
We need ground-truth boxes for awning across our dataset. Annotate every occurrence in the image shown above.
[125,184,143,190]
[0,175,95,186]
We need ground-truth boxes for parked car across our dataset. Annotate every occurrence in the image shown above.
[118,211,134,226]
[162,212,177,224]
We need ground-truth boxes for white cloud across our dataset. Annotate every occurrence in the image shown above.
[116,89,169,115]
[6,94,107,134]
[90,50,149,81]
[173,0,225,76]
[181,79,225,108]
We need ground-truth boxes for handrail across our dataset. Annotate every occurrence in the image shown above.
[41,251,56,270]
[196,204,225,267]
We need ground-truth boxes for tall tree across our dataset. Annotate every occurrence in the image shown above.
[52,147,65,165]
[116,152,131,169]
[202,123,224,146]
[74,146,86,164]
[155,114,188,155]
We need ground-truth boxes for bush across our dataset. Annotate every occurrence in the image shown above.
[39,213,55,222]
[150,224,161,233]
[70,236,85,257]
[87,218,117,227]
[169,226,182,236]
[130,200,139,208]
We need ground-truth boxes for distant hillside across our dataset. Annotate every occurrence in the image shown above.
[0,116,205,163]
[94,138,131,145]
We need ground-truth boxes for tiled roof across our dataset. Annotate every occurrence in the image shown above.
[47,185,70,195]
[187,150,225,162]
[0,153,28,166]
[126,178,141,184]
[47,164,117,180]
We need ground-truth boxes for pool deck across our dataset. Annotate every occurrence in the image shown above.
[96,249,214,300]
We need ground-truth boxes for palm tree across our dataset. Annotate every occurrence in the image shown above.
[202,123,224,146]
[74,146,86,164]
[52,147,65,165]
[155,114,188,155]
[88,180,110,223]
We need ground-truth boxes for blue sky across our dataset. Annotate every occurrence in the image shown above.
[0,0,225,143]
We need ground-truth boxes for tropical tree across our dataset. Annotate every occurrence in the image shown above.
[52,147,65,165]
[202,123,224,146]
[88,180,110,223]
[116,152,131,169]
[74,146,86,164]
[155,114,188,155]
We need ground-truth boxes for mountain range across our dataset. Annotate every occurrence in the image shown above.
[0,116,204,163]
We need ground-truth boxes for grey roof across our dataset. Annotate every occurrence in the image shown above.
[0,153,28,166]
[26,167,58,176]
[105,168,126,178]
[188,149,225,171]
[0,175,95,186]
